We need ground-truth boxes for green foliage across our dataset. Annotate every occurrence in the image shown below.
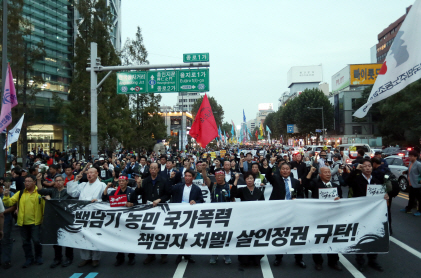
[281,89,334,136]
[63,0,132,154]
[221,122,232,137]
[191,95,224,127]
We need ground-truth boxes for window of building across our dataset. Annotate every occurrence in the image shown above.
[352,126,362,135]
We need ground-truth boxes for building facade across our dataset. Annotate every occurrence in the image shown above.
[376,6,411,64]
[175,92,204,112]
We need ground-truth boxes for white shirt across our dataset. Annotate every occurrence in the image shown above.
[225,172,231,183]
[182,184,192,203]
[139,164,146,173]
[67,178,107,201]
[362,174,372,184]
[160,164,166,172]
[0,198,5,214]
[283,177,292,200]
[182,168,187,177]
[108,164,114,171]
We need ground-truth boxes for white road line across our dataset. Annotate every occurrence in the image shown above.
[173,260,188,278]
[260,255,274,278]
[338,254,366,278]
[391,236,421,259]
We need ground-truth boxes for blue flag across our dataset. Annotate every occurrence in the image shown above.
[243,109,246,122]
[266,126,271,134]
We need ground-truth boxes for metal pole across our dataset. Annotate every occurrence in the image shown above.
[90,42,98,159]
[86,62,210,72]
[322,107,324,144]
[0,0,8,176]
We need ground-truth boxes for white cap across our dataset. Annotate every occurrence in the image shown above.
[30,152,34,156]
[99,157,104,161]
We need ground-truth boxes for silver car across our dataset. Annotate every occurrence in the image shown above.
[384,155,409,192]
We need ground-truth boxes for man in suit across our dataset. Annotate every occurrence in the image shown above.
[178,158,194,178]
[158,155,167,173]
[171,169,204,264]
[160,159,181,184]
[122,156,139,176]
[222,160,236,185]
[303,166,342,271]
[239,152,253,173]
[134,156,150,179]
[134,162,171,265]
[344,158,388,272]
[266,163,306,268]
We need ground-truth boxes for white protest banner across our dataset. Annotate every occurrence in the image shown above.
[193,179,211,203]
[42,197,389,255]
[366,184,386,197]
[254,178,262,187]
[318,188,339,200]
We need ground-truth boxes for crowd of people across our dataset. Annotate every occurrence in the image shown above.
[0,144,416,273]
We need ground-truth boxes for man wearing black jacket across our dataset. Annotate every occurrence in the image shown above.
[344,158,388,272]
[171,169,204,264]
[102,175,139,267]
[134,162,171,265]
[303,166,342,271]
[266,163,306,268]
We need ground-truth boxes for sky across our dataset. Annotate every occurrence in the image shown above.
[121,0,414,126]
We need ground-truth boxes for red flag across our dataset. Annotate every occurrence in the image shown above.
[255,130,258,139]
[189,94,218,148]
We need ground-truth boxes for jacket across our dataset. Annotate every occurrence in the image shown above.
[102,186,138,204]
[170,183,204,203]
[303,176,343,199]
[267,173,303,200]
[344,169,381,197]
[2,188,45,226]
[135,175,171,204]
[407,160,421,188]
[38,188,72,200]
[209,182,230,203]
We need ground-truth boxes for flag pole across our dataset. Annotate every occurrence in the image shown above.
[5,127,8,174]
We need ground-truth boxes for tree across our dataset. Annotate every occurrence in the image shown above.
[281,89,334,137]
[191,95,224,127]
[222,122,233,138]
[63,0,133,157]
[120,27,166,151]
[263,112,277,139]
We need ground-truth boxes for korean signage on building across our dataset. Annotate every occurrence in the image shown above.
[350,64,382,86]
[331,65,350,93]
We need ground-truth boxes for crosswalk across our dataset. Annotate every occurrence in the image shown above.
[70,273,98,278]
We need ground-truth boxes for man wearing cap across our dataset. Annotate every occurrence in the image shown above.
[208,168,232,265]
[67,166,107,267]
[102,175,138,266]
[134,162,171,265]
[374,151,388,167]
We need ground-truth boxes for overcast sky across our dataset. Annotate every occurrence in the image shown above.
[121,0,414,126]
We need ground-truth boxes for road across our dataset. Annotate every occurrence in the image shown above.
[2,191,420,278]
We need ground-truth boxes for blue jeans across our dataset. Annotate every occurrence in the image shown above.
[20,224,43,260]
[0,216,14,263]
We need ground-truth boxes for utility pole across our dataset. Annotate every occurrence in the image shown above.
[0,0,8,176]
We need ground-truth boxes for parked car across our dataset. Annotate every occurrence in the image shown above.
[305,145,332,155]
[384,155,409,192]
[382,147,401,158]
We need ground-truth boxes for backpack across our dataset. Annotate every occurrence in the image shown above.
[386,171,400,198]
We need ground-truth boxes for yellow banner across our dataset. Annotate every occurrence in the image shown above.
[350,64,382,86]
[210,152,216,158]
[220,150,227,158]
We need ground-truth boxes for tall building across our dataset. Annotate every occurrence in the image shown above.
[16,0,122,155]
[175,92,204,112]
[376,6,411,64]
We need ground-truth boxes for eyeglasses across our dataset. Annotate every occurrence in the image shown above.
[55,180,64,182]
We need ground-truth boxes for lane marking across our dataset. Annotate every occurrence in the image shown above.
[173,259,188,278]
[398,195,409,200]
[390,236,421,259]
[85,273,98,278]
[399,193,408,197]
[260,255,274,278]
[69,274,84,278]
[338,254,366,278]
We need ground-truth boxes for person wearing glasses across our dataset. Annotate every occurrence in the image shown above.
[37,175,74,268]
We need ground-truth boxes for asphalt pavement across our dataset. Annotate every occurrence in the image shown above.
[2,190,420,278]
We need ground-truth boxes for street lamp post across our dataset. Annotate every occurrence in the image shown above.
[307,107,324,144]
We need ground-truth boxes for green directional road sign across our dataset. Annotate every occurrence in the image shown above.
[183,53,209,63]
[147,70,178,93]
[117,69,209,94]
[179,69,209,92]
[116,72,147,94]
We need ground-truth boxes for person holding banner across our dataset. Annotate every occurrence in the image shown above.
[66,166,107,268]
[171,169,204,264]
[208,168,232,265]
[102,175,138,266]
[134,162,171,265]
[36,174,74,268]
[344,158,389,272]
[231,172,264,267]
[304,166,342,271]
[265,163,307,268]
